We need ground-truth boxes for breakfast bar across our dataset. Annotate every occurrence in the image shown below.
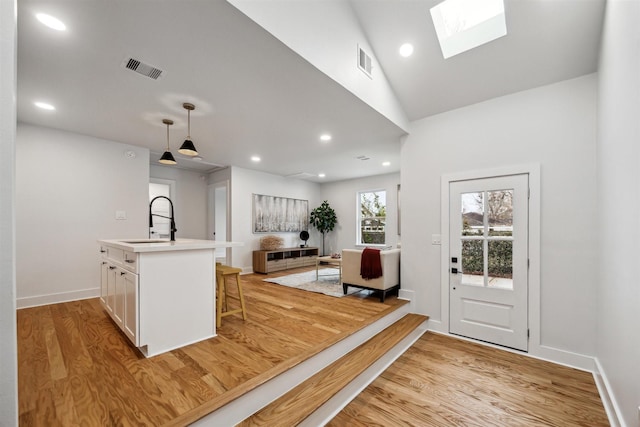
[98,238,242,357]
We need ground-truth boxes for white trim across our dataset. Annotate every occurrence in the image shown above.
[593,358,625,427]
[398,289,415,312]
[16,288,100,309]
[190,304,411,426]
[299,322,428,427]
[355,188,387,247]
[441,164,541,353]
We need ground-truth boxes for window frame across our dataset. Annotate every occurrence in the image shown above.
[356,188,387,247]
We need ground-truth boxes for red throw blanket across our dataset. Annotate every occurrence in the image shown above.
[360,248,382,280]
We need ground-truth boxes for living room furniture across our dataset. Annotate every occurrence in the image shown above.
[315,255,342,282]
[216,265,247,326]
[253,247,319,273]
[341,248,400,302]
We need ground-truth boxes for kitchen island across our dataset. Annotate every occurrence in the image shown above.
[98,238,242,357]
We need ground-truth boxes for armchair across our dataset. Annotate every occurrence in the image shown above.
[341,248,400,302]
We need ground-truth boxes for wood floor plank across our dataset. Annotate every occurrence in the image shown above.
[328,332,610,427]
[18,266,405,426]
[238,313,428,426]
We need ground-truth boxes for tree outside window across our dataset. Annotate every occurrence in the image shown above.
[358,190,386,245]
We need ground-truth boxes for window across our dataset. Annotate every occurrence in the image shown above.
[357,190,386,245]
[430,0,506,59]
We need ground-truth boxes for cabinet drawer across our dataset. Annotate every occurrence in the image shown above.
[122,251,138,273]
[267,259,287,272]
[286,258,304,268]
[302,256,317,266]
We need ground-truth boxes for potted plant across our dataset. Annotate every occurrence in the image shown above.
[309,200,337,256]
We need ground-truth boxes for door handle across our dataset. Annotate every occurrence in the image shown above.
[451,267,461,274]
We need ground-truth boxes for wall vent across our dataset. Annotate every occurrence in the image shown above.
[123,57,164,80]
[357,45,372,79]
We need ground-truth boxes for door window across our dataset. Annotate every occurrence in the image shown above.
[460,189,514,290]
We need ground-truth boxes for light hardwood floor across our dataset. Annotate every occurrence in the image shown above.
[17,266,403,426]
[329,332,609,426]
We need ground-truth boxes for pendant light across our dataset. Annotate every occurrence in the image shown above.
[159,119,176,165]
[178,102,199,156]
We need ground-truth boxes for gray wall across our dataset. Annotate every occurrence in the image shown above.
[0,0,17,422]
[401,74,598,363]
[320,172,400,254]
[16,124,149,308]
[150,165,208,240]
[228,166,322,272]
[596,0,640,424]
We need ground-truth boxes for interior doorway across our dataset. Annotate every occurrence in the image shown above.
[149,178,175,239]
[208,181,230,265]
[449,174,529,351]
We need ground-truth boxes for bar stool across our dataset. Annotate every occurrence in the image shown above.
[215,265,248,326]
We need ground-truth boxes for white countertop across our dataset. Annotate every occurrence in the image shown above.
[99,238,243,253]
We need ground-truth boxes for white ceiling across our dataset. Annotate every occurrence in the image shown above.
[17,0,605,181]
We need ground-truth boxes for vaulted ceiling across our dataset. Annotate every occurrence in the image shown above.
[17,0,605,181]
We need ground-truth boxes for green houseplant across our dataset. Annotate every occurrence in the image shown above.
[309,200,337,256]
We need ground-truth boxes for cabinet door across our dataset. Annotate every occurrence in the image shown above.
[100,261,108,305]
[114,268,126,327]
[106,264,117,314]
[123,271,139,346]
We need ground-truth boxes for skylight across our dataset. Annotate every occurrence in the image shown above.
[430,0,506,59]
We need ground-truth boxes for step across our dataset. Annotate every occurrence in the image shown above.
[168,299,413,426]
[237,313,429,427]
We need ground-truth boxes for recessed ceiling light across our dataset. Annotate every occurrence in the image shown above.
[430,0,506,59]
[34,101,55,111]
[399,43,414,57]
[36,13,66,31]
[320,134,332,142]
[318,173,326,178]
[382,161,391,167]
[251,156,261,162]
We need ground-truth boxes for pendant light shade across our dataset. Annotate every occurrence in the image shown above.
[159,119,177,165]
[178,103,199,156]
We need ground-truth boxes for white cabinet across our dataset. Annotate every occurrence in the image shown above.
[98,238,242,357]
[122,269,139,345]
[99,247,139,346]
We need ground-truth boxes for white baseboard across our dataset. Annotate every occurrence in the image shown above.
[532,344,595,372]
[398,289,415,313]
[17,287,100,309]
[593,357,625,427]
[425,326,621,426]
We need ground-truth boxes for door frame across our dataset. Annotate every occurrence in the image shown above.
[440,164,540,352]
[208,180,231,265]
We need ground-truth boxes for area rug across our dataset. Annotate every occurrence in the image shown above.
[262,268,359,298]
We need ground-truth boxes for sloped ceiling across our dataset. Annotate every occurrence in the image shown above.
[17,0,605,181]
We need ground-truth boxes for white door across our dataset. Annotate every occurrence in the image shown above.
[208,181,229,263]
[449,174,529,351]
[149,182,172,238]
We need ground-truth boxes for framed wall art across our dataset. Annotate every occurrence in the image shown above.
[252,194,309,233]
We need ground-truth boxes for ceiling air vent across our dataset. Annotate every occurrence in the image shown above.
[357,45,372,79]
[123,57,164,80]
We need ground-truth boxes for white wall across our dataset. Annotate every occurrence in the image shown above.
[150,165,208,239]
[227,0,409,132]
[320,172,400,255]
[401,75,598,360]
[16,124,149,307]
[0,0,18,422]
[228,166,322,272]
[596,0,640,425]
